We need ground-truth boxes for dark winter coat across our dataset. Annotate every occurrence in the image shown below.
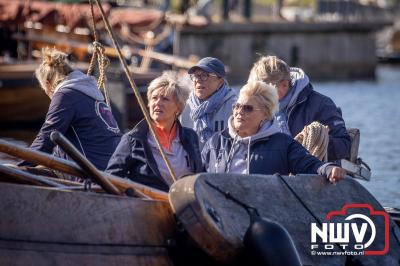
[106,120,203,192]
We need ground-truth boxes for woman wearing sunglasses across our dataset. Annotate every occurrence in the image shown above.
[201,81,346,183]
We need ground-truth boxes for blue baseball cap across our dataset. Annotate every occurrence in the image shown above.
[188,57,226,78]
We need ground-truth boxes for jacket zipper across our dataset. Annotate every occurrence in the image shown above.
[287,96,307,125]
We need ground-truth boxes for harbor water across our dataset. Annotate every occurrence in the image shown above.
[0,65,399,208]
[314,65,400,208]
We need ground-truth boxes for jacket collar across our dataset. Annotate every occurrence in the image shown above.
[131,119,186,137]
[291,82,313,106]
[129,119,191,185]
[219,125,274,146]
[128,119,166,186]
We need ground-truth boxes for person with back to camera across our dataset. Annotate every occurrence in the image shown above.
[19,47,121,171]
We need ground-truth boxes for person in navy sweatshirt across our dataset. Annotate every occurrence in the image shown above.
[19,48,121,170]
[248,56,351,162]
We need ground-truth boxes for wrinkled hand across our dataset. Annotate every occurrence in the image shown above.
[328,166,347,184]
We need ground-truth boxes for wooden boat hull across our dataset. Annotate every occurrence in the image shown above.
[170,173,400,265]
[0,182,175,266]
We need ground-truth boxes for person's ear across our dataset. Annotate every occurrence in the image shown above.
[45,80,51,89]
[44,80,54,98]
[282,80,290,89]
[259,119,265,129]
[176,106,183,118]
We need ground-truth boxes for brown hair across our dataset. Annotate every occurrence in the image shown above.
[35,47,73,95]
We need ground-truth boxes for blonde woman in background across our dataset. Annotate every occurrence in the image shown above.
[248,56,351,162]
[19,47,121,170]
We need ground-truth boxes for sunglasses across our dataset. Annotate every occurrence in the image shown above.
[232,103,262,113]
[190,72,218,82]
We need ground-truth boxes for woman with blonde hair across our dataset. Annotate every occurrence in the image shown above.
[19,47,121,170]
[106,71,203,191]
[248,55,350,162]
[202,81,346,183]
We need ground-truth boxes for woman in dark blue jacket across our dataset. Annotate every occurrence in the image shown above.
[248,56,351,161]
[202,81,346,183]
[20,48,121,170]
[106,72,203,192]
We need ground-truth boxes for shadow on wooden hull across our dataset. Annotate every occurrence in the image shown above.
[0,182,175,266]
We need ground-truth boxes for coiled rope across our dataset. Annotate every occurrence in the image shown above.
[294,121,329,162]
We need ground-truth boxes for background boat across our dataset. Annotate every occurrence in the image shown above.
[0,0,201,130]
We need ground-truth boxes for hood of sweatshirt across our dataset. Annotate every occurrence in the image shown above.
[228,116,280,142]
[225,116,280,174]
[282,67,310,110]
[54,70,105,101]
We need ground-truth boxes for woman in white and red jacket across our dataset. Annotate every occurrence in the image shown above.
[106,72,203,192]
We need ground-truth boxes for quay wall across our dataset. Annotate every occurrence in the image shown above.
[176,21,388,85]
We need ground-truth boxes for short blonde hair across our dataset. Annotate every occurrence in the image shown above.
[240,81,278,120]
[248,56,291,85]
[35,47,73,93]
[147,71,190,114]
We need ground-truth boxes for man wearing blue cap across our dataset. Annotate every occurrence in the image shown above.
[181,57,237,148]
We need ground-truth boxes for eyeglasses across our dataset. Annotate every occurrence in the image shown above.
[232,103,263,113]
[190,72,218,82]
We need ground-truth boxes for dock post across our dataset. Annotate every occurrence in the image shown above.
[243,0,252,19]
[223,0,230,20]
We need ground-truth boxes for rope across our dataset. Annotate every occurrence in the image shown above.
[294,121,329,162]
[93,0,177,183]
[87,0,111,107]
[87,0,99,76]
[89,0,99,42]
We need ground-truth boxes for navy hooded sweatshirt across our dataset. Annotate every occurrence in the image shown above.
[20,70,121,170]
